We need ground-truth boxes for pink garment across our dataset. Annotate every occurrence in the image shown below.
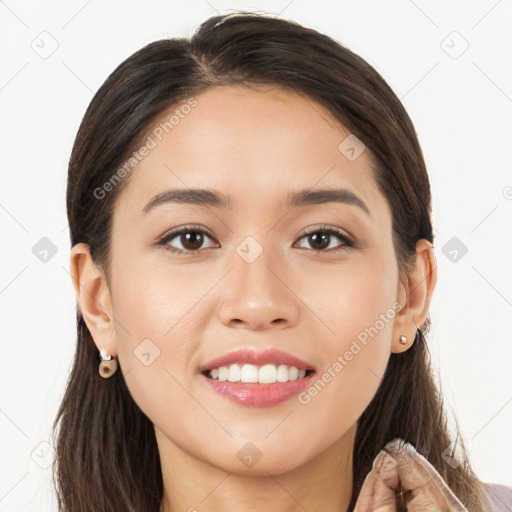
[484,482,512,511]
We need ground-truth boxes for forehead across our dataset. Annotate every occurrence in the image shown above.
[115,84,384,217]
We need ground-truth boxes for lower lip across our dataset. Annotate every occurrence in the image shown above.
[199,372,315,407]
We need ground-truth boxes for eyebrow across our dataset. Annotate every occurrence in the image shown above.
[141,187,370,216]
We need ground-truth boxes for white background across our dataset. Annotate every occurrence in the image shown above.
[1,0,511,510]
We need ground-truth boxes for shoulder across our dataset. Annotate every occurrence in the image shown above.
[483,482,512,511]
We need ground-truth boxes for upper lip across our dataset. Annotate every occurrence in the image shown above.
[199,348,315,373]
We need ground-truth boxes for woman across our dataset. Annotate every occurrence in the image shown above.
[53,11,512,511]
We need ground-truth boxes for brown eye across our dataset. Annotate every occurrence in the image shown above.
[158,226,218,254]
[295,227,353,252]
[178,232,205,251]
[306,232,330,250]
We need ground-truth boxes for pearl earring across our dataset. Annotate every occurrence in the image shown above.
[98,348,118,378]
[399,335,408,345]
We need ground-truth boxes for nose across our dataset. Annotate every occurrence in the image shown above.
[217,247,300,331]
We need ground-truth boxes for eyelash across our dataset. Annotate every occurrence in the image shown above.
[156,224,355,255]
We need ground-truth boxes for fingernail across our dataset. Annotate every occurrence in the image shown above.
[372,450,396,475]
[372,450,387,472]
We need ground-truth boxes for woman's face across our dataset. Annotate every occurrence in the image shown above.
[107,84,403,474]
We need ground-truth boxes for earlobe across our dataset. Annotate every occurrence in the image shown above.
[391,239,437,354]
[69,243,117,357]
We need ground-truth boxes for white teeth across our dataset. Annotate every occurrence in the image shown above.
[259,364,277,384]
[288,366,299,381]
[218,366,228,381]
[276,364,289,382]
[207,363,310,383]
[241,364,259,383]
[227,363,241,382]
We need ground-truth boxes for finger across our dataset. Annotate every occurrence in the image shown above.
[384,439,467,512]
[353,450,400,512]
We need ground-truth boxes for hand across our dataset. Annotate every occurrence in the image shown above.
[353,438,468,511]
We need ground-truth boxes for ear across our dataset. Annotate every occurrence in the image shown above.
[69,243,117,357]
[391,239,437,354]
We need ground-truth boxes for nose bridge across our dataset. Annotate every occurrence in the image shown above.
[217,234,299,329]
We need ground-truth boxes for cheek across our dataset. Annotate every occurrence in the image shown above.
[109,258,209,419]
[297,251,398,425]
[301,248,398,358]
[111,249,213,357]
[292,311,394,461]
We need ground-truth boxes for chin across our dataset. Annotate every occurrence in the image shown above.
[201,440,317,477]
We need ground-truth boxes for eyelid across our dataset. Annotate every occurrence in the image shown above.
[296,224,355,243]
[159,224,217,241]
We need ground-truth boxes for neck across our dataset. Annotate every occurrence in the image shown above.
[157,424,356,512]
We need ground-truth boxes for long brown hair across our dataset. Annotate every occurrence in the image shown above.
[53,11,492,511]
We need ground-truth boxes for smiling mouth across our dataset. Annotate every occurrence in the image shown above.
[202,363,315,384]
